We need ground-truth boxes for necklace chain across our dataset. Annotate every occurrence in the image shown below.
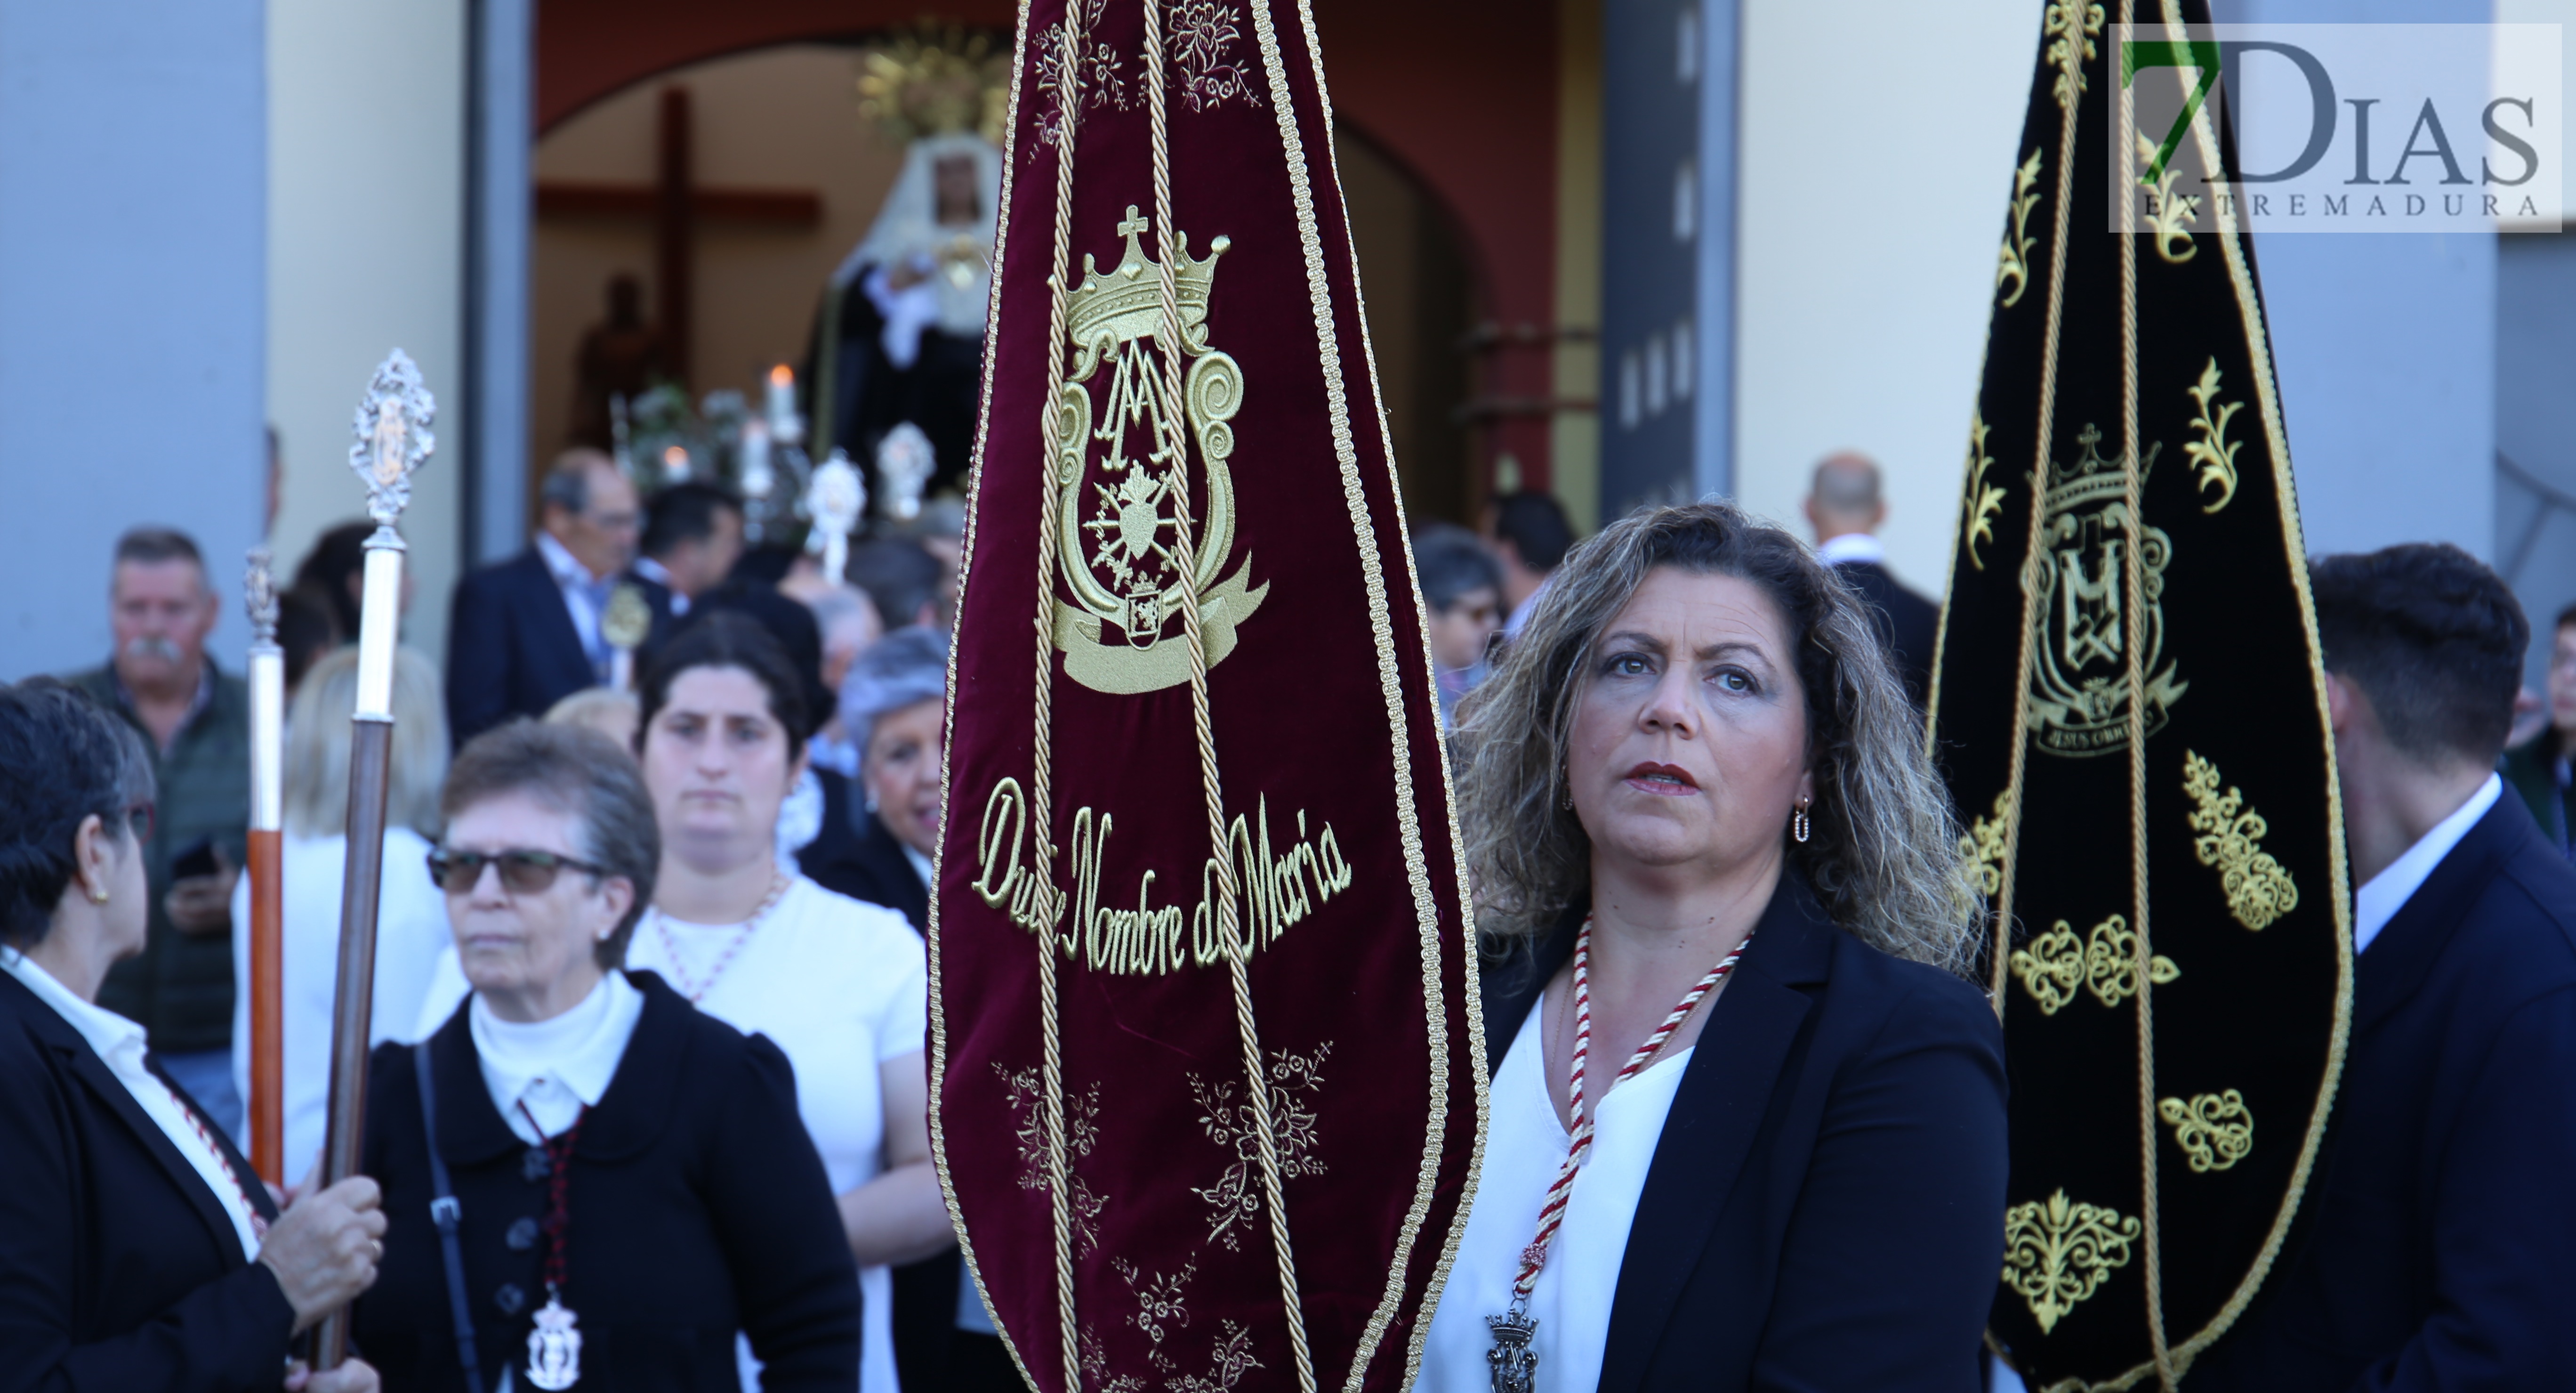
[1512,918,1751,1299]
[650,869,790,1004]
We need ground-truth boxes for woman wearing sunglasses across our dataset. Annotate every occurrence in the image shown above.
[615,612,954,1393]
[355,720,860,1392]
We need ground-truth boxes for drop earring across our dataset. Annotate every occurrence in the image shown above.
[90,886,110,904]
[1793,799,1811,844]
[1559,770,1574,812]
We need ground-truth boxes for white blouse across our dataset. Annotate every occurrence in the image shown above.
[1,948,265,1261]
[468,970,644,1144]
[1417,1003,1694,1393]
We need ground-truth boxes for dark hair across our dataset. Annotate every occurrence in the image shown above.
[641,481,743,561]
[441,721,659,968]
[0,681,156,950]
[2311,543,2527,765]
[727,544,800,588]
[1489,491,1575,574]
[113,526,205,575]
[1412,521,1505,614]
[637,610,813,762]
[292,521,374,639]
[2556,601,2576,635]
[847,538,942,630]
[278,583,342,689]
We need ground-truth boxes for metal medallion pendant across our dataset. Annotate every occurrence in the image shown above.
[525,1289,583,1390]
[1484,1304,1538,1393]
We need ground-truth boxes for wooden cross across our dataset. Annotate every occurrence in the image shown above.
[535,86,824,385]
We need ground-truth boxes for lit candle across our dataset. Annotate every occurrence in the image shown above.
[767,364,800,442]
[741,419,774,499]
[663,444,692,484]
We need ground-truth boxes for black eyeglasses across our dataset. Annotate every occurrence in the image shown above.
[426,849,612,897]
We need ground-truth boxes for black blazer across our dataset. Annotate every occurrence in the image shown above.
[0,969,292,1391]
[1831,559,1939,707]
[1479,870,2007,1391]
[354,971,860,1393]
[2191,794,2576,1390]
[444,549,674,746]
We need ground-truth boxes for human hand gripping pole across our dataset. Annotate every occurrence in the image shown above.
[311,350,436,1370]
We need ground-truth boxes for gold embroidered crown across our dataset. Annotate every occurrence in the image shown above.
[1065,206,1229,365]
[2047,423,2162,514]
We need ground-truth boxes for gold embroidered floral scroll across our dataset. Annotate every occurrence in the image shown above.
[2158,1089,2254,1174]
[1189,1043,1331,1250]
[2010,915,2180,1016]
[1959,791,2011,897]
[1998,149,2044,308]
[1000,1064,1110,1254]
[2003,1190,2142,1334]
[2182,749,2297,930]
[2182,358,2246,515]
[1961,413,2004,573]
[2043,2,2105,111]
[2134,134,2200,266]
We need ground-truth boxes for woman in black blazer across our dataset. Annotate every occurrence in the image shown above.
[1430,503,2007,1391]
[0,680,385,1393]
[355,720,859,1392]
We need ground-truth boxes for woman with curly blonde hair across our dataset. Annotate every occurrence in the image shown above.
[1421,501,2007,1392]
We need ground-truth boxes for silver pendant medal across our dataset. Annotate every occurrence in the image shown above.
[526,1288,583,1390]
[1484,1298,1539,1393]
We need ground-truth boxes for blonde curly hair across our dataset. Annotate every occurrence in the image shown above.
[1452,501,1978,974]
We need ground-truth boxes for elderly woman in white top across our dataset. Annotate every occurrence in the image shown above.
[230,646,451,1180]
[0,680,385,1393]
[358,720,858,1392]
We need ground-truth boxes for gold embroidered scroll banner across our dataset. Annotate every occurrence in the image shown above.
[1927,0,2352,1387]
[929,5,1483,1393]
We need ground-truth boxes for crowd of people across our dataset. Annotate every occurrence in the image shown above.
[1,446,2570,1391]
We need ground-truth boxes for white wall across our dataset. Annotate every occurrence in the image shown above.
[1731,0,2034,596]
[0,1,269,680]
[267,0,467,669]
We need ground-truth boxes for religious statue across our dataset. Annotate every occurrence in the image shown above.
[572,273,671,452]
[805,26,1008,508]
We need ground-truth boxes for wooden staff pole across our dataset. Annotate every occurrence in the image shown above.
[243,549,286,1186]
[311,351,435,1371]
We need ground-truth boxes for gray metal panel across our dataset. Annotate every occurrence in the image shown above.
[463,0,532,567]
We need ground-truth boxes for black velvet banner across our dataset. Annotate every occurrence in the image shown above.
[1926,2,2353,1386]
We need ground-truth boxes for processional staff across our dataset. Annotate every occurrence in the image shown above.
[243,549,286,1186]
[312,349,435,1371]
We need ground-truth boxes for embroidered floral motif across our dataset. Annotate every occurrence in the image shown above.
[1080,1326,1150,1393]
[2134,134,2200,267]
[1112,1256,1198,1355]
[2042,2,2105,112]
[2179,364,2246,518]
[1031,0,1131,157]
[1997,148,2044,308]
[2002,1190,2141,1333]
[2009,915,2179,1015]
[1187,1042,1331,1250]
[1960,412,2004,573]
[2158,1088,2254,1173]
[2182,749,2295,927]
[1165,0,1262,112]
[1958,789,2011,895]
[998,1064,1109,1253]
[1166,1321,1262,1393]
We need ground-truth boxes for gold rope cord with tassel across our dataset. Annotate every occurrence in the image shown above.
[1137,0,1321,1386]
[1030,16,1087,1390]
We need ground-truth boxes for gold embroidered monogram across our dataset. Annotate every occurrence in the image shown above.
[2027,424,2185,757]
[2159,1089,2254,1174]
[1048,207,1268,695]
[1998,149,2044,308]
[2010,915,2179,1015]
[2134,134,2200,266]
[973,779,1357,975]
[2043,2,2104,111]
[2003,1190,2141,1334]
[1962,412,2005,573]
[2182,358,2246,515]
[1190,1043,1331,1251]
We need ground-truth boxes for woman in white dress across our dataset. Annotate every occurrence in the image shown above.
[228,646,451,1178]
[628,612,953,1393]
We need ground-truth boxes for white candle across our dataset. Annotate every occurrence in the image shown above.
[663,444,692,483]
[741,421,774,498]
[767,364,799,442]
[353,542,404,719]
[247,648,282,833]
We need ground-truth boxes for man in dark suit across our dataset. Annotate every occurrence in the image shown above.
[2193,543,2576,1390]
[1804,452,1938,706]
[445,449,668,745]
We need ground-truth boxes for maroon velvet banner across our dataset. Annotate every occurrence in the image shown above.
[929,4,1485,1393]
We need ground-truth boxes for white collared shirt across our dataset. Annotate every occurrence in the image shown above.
[1814,530,1888,567]
[469,970,644,1143]
[632,555,690,617]
[1,948,263,1259]
[2353,773,2502,954]
[534,530,609,666]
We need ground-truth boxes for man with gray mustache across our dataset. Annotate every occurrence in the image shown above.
[64,526,250,1140]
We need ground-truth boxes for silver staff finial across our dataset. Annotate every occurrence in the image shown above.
[245,547,279,645]
[348,348,437,527]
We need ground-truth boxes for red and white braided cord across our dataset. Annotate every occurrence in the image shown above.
[1513,919,1749,1296]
